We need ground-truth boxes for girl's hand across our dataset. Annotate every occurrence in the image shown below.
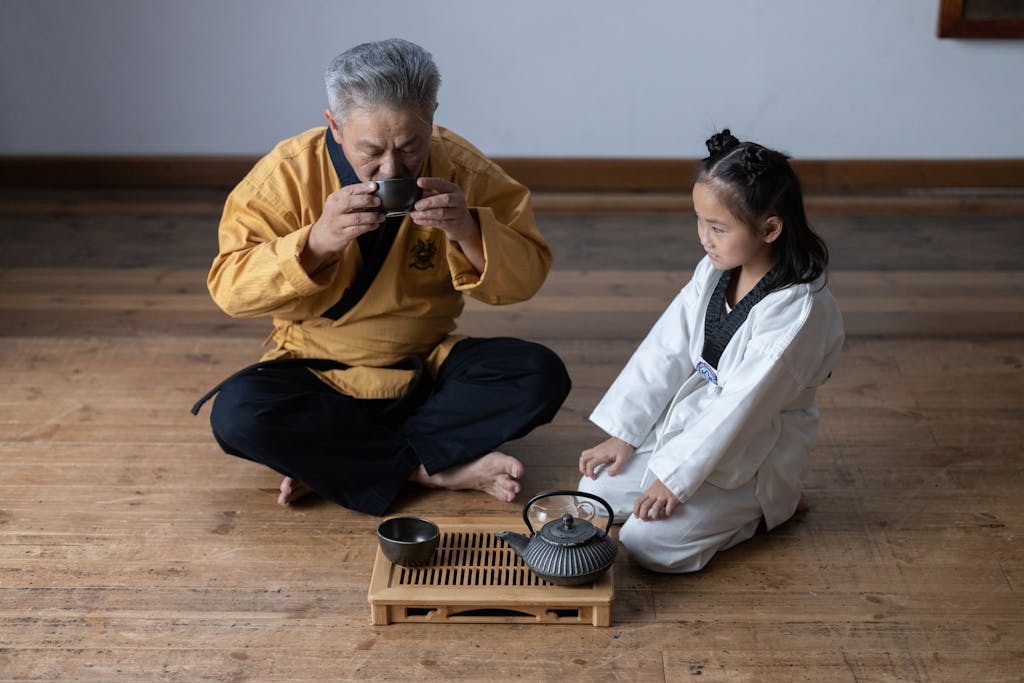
[579,436,635,479]
[633,478,680,521]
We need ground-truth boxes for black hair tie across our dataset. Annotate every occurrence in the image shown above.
[705,129,740,159]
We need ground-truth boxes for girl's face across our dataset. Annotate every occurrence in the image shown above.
[692,181,779,273]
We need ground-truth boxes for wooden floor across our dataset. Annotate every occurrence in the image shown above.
[1,189,1022,681]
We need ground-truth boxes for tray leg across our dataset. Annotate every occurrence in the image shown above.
[370,603,391,626]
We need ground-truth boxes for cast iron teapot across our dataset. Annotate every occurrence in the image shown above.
[495,489,617,586]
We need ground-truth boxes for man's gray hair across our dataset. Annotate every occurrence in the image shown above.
[325,38,441,121]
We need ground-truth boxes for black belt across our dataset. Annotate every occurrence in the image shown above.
[190,355,430,417]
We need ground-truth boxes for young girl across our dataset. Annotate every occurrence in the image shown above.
[578,129,844,573]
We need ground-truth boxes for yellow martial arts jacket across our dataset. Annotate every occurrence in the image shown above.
[208,126,551,399]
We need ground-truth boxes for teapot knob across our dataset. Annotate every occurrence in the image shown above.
[561,513,574,528]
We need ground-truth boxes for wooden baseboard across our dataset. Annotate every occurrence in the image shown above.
[2,155,1023,195]
[0,156,256,190]
[528,192,1024,214]
[499,158,1024,195]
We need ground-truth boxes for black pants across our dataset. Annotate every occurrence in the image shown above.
[208,337,571,515]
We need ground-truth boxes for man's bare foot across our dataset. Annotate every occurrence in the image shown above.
[277,476,312,505]
[409,452,523,503]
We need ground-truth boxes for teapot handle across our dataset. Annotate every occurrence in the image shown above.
[522,489,616,535]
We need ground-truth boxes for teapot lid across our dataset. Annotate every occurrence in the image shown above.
[540,513,598,546]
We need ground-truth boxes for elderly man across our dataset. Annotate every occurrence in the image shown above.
[193,39,570,515]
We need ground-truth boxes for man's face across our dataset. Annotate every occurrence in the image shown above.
[327,105,432,183]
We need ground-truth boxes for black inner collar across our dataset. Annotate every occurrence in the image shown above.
[321,128,403,321]
[700,266,777,370]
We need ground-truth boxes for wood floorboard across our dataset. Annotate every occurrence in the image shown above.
[3,268,1024,338]
[2,188,1024,271]
[0,190,1022,681]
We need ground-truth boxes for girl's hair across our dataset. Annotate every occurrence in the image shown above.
[695,129,829,292]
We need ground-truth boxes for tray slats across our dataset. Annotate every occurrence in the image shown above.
[393,529,548,587]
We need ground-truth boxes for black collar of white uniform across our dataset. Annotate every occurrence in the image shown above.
[700,265,777,371]
[320,128,403,321]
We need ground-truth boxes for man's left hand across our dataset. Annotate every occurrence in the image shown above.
[409,177,479,243]
[410,177,485,273]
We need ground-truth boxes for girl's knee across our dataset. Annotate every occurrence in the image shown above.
[619,519,718,574]
[576,475,635,523]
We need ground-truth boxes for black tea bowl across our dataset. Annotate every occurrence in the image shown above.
[373,178,422,216]
[376,516,440,566]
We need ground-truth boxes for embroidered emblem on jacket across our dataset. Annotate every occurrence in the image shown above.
[409,237,437,270]
[695,358,720,385]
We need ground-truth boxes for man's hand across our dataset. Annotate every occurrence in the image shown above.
[633,478,681,521]
[579,436,635,480]
[409,177,477,241]
[410,177,485,272]
[302,182,384,274]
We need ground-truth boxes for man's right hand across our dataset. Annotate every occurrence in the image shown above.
[301,182,384,274]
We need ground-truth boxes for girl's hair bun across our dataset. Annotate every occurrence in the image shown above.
[705,129,740,159]
[742,145,772,186]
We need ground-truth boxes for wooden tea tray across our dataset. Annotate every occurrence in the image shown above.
[367,516,613,626]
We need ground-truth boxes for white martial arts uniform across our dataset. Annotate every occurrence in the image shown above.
[578,256,844,572]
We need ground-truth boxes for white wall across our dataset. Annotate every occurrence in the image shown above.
[2,0,1023,159]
